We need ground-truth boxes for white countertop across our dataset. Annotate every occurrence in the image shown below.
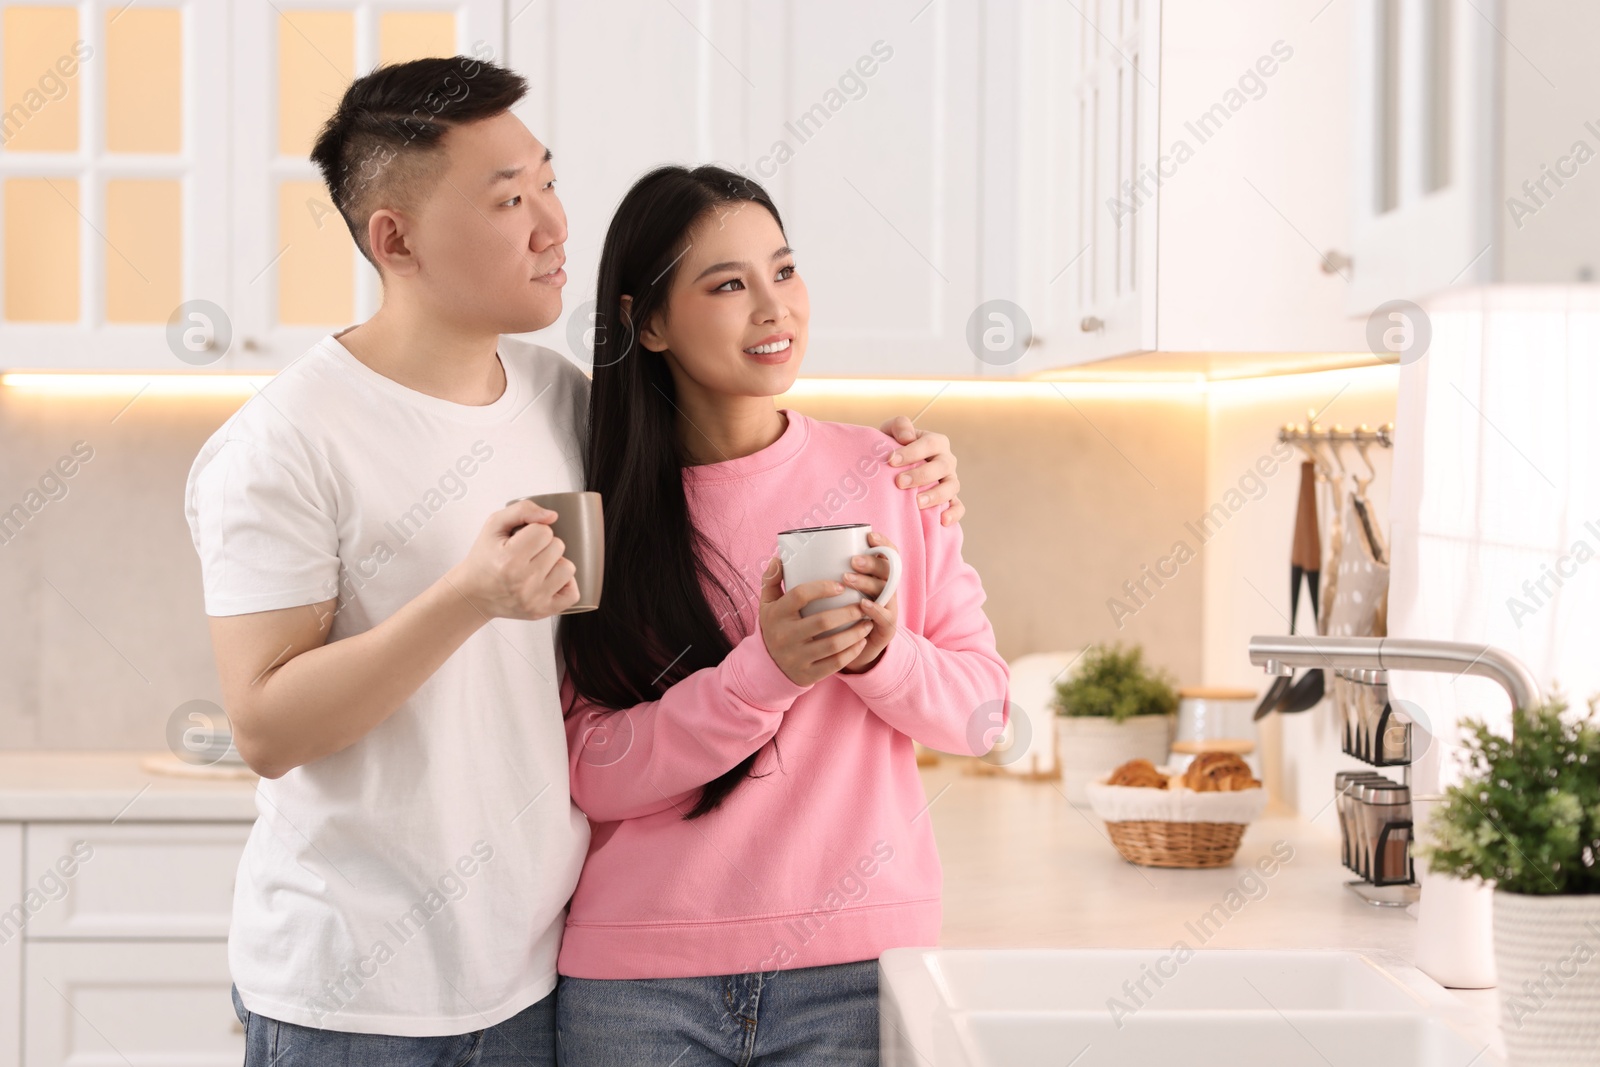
[0,751,258,821]
[919,758,1505,1059]
[0,751,1503,1054]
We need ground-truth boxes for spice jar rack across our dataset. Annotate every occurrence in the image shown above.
[1337,667,1416,765]
[1332,668,1419,906]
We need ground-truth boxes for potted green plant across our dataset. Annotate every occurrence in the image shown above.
[1420,697,1600,1067]
[1054,644,1177,806]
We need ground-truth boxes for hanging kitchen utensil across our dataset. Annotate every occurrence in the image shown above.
[1255,461,1321,720]
[1349,427,1387,564]
[1276,460,1327,714]
[1327,489,1389,638]
[1251,578,1297,719]
[1328,429,1390,641]
[1277,629,1327,711]
[1291,458,1321,612]
[1311,431,1346,638]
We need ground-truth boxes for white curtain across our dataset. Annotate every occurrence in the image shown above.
[1387,286,1600,794]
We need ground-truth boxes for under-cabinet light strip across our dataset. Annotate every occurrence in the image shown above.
[1,363,1395,399]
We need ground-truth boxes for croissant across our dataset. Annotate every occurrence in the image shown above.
[1106,758,1169,789]
[1182,751,1259,792]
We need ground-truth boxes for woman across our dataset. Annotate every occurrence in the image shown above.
[555,165,1008,1064]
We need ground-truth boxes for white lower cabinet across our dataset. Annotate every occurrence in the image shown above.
[24,941,242,1066]
[1,821,250,1067]
[24,824,248,941]
[2,825,21,1067]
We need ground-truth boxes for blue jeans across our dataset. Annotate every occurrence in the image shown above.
[555,959,880,1066]
[231,984,556,1066]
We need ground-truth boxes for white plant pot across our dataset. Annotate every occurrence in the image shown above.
[1492,889,1600,1066]
[1055,714,1171,806]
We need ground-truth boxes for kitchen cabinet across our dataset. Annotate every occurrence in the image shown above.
[511,0,985,378]
[1344,0,1593,308]
[1,825,19,1067]
[24,942,240,1067]
[1345,0,1600,311]
[23,822,243,939]
[0,0,503,373]
[19,0,1511,377]
[231,0,505,373]
[999,0,1370,375]
[517,0,1372,379]
[992,0,1159,367]
[0,819,250,1067]
[743,1,983,378]
[0,1,228,371]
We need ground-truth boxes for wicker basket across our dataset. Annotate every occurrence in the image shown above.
[1084,767,1266,869]
[1104,819,1248,868]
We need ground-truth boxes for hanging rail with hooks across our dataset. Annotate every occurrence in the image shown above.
[1277,420,1395,448]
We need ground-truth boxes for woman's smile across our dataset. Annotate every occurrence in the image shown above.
[743,334,793,364]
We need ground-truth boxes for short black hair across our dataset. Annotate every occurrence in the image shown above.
[309,55,529,268]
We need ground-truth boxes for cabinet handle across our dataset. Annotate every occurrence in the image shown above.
[1320,250,1352,275]
[1079,316,1104,333]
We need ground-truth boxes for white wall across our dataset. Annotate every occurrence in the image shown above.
[1388,287,1600,800]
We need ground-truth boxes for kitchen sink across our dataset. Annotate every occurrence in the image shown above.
[878,948,1500,1067]
[919,948,1444,1013]
[937,1010,1489,1067]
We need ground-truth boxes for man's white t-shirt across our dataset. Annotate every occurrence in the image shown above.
[184,330,591,1036]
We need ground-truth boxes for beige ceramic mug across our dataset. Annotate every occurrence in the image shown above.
[504,491,605,614]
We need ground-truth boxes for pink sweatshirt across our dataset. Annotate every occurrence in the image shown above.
[557,411,1009,980]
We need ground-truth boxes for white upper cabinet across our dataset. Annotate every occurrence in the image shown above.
[989,0,1159,368]
[1001,0,1371,375]
[1347,0,1600,311]
[31,0,1589,374]
[746,1,982,378]
[511,0,984,378]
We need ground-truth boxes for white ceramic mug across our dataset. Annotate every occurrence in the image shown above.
[776,522,901,636]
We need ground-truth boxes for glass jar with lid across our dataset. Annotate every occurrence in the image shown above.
[1168,687,1260,775]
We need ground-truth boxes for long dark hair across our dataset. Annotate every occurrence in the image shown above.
[560,165,786,820]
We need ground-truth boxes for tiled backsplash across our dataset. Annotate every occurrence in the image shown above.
[0,363,1403,778]
[0,376,1212,750]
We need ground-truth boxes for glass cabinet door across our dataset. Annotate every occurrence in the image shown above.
[0,0,503,370]
[0,1,227,369]
[231,0,504,372]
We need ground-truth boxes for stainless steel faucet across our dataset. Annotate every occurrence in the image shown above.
[1247,635,1543,712]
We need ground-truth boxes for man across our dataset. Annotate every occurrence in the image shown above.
[186,56,965,1064]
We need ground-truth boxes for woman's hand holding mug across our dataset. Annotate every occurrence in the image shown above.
[760,523,903,686]
[758,561,873,687]
[839,531,899,673]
